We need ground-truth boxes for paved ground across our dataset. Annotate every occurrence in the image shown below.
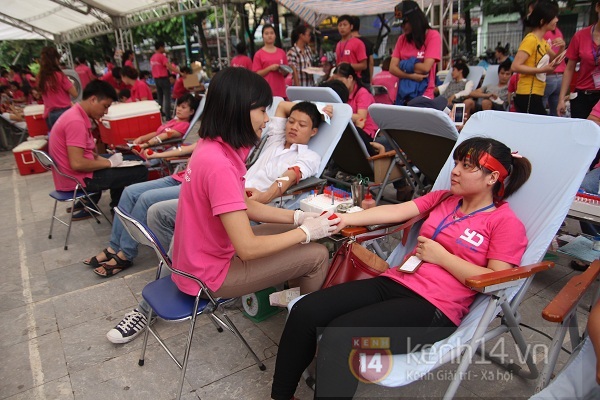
[0,147,596,400]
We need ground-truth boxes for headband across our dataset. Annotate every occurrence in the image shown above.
[479,152,509,197]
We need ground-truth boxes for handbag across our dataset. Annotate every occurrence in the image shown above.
[322,192,453,289]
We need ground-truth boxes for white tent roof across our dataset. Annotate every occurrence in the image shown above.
[276,0,435,26]
[0,0,211,43]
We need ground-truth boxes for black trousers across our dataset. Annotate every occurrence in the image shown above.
[271,277,457,400]
[514,94,547,115]
[84,165,148,208]
[154,77,172,120]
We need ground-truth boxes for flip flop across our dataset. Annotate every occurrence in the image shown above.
[83,248,114,268]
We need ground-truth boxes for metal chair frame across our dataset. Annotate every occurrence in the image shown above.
[113,206,266,400]
[31,149,111,250]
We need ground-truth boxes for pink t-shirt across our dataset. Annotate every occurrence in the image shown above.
[129,79,153,102]
[41,72,74,118]
[381,190,527,326]
[48,103,95,191]
[75,64,95,89]
[335,37,367,78]
[392,29,442,99]
[172,77,187,100]
[544,28,566,74]
[150,52,169,78]
[171,138,250,295]
[11,73,22,85]
[124,60,134,68]
[155,118,190,137]
[566,26,599,91]
[252,48,288,98]
[231,55,253,70]
[371,70,399,104]
[349,86,378,138]
[591,100,600,119]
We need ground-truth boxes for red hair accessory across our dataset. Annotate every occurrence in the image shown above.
[479,152,509,197]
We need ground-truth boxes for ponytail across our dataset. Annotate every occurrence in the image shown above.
[503,156,532,199]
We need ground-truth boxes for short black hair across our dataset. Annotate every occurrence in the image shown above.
[526,0,559,28]
[498,59,512,73]
[121,66,138,80]
[199,67,272,149]
[351,16,361,31]
[235,41,247,55]
[319,79,350,103]
[139,70,151,79]
[290,101,322,129]
[338,15,354,27]
[82,80,118,101]
[10,81,20,88]
[262,24,276,36]
[176,93,200,115]
[118,89,131,99]
[155,41,165,50]
[179,66,192,74]
[122,50,133,61]
[454,63,470,79]
[111,67,122,80]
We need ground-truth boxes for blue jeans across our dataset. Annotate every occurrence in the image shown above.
[543,74,563,117]
[46,106,71,131]
[108,176,181,260]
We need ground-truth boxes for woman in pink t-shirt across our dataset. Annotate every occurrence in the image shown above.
[389,1,441,105]
[558,2,600,118]
[120,66,153,102]
[38,46,78,129]
[332,63,378,140]
[252,24,290,98]
[122,50,135,68]
[171,67,335,300]
[272,137,532,399]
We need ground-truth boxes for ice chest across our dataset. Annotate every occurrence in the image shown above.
[13,139,48,176]
[23,105,48,137]
[98,101,161,146]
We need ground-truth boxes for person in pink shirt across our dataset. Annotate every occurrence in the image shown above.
[122,50,135,68]
[172,66,335,303]
[332,63,378,141]
[37,46,78,129]
[335,15,367,78]
[104,56,115,73]
[230,41,253,70]
[253,24,290,98]
[75,57,96,89]
[131,93,196,148]
[272,136,532,399]
[371,57,400,104]
[120,66,153,102]
[151,41,180,120]
[48,80,147,218]
[389,0,441,105]
[9,65,23,86]
[0,69,9,86]
[543,26,566,116]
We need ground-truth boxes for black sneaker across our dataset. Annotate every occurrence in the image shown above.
[106,309,154,344]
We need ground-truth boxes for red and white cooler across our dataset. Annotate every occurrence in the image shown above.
[98,101,162,146]
[23,105,48,137]
[13,139,48,176]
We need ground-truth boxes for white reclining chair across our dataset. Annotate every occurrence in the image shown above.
[442,65,486,90]
[290,111,600,399]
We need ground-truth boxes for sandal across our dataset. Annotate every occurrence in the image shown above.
[93,254,133,278]
[83,248,114,268]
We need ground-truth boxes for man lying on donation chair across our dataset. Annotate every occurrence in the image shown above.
[271,136,532,399]
[103,99,334,344]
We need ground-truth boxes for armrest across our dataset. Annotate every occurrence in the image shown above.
[284,177,327,195]
[466,261,554,289]
[368,150,397,161]
[541,260,600,323]
[165,156,190,163]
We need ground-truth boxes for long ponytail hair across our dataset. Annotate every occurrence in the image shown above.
[38,47,63,94]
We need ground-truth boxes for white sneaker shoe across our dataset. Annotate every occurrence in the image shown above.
[106,309,152,344]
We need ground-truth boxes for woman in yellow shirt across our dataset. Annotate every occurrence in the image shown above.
[511,1,564,115]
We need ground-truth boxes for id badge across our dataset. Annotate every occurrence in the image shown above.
[397,255,423,274]
[593,70,600,89]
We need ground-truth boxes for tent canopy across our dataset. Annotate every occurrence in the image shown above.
[0,0,213,43]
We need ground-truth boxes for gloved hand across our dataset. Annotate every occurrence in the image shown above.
[108,153,123,168]
[298,211,340,243]
[293,210,321,226]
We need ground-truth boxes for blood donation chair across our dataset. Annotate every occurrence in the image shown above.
[290,110,600,399]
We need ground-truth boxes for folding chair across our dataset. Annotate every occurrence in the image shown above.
[481,65,500,88]
[31,149,111,250]
[291,111,600,398]
[287,86,400,204]
[113,206,266,400]
[533,260,600,395]
[369,104,459,198]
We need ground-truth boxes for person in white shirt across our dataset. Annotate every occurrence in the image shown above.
[245,100,332,204]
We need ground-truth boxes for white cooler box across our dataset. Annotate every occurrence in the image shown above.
[98,101,162,146]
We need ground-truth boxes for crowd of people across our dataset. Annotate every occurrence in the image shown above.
[6,0,600,398]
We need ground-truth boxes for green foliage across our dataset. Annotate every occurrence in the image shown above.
[0,40,46,69]
[481,0,579,19]
[132,14,197,46]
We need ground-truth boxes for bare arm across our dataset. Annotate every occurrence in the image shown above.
[68,85,78,98]
[351,59,368,72]
[588,300,600,384]
[67,146,110,172]
[334,201,421,232]
[256,64,279,77]
[469,87,489,99]
[246,168,300,204]
[146,142,196,159]
[389,56,428,81]
[511,50,556,75]
[414,58,436,74]
[557,59,576,116]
